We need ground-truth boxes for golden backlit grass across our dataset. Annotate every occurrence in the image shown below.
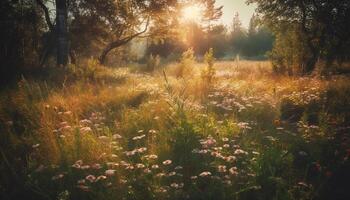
[1,59,349,200]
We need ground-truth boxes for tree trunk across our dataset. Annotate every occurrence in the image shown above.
[98,38,136,65]
[99,45,114,65]
[98,19,150,65]
[55,0,68,66]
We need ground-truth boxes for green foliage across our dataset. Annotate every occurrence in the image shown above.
[249,0,350,74]
[230,14,274,60]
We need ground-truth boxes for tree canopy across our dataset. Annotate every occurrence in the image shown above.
[248,0,350,74]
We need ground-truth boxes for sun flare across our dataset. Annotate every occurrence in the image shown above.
[181,4,203,22]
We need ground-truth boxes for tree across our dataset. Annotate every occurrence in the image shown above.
[35,0,180,65]
[35,0,69,66]
[247,0,350,74]
[201,0,223,24]
[55,0,68,66]
[248,13,258,36]
[94,0,180,64]
[0,0,45,82]
[231,12,243,34]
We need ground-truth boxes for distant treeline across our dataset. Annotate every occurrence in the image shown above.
[146,13,274,61]
[1,0,349,82]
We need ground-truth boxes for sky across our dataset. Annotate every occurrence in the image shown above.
[215,0,256,28]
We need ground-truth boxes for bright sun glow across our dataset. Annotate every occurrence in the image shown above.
[181,5,203,22]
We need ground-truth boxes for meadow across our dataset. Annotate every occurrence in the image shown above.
[1,59,349,200]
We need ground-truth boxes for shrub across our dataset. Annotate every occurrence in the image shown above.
[201,48,216,84]
[174,48,195,78]
[145,54,160,72]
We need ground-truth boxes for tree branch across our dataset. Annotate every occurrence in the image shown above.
[99,18,150,64]
[35,0,54,32]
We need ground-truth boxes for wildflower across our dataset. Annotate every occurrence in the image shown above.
[144,168,152,174]
[125,150,136,156]
[74,160,83,165]
[237,122,251,129]
[223,144,230,148]
[156,173,166,177]
[175,166,183,170]
[223,179,232,185]
[147,154,158,160]
[229,167,238,176]
[80,119,92,125]
[155,187,167,193]
[162,160,172,165]
[119,161,128,166]
[80,165,90,170]
[111,154,118,158]
[234,149,248,155]
[112,134,122,139]
[222,137,229,142]
[154,116,160,120]
[52,174,64,180]
[77,185,90,192]
[247,173,256,177]
[98,136,109,141]
[120,179,128,184]
[297,182,309,187]
[86,175,96,183]
[217,165,227,173]
[192,149,200,153]
[59,122,68,127]
[191,176,198,180]
[213,147,223,151]
[77,179,85,185]
[91,163,102,170]
[80,127,92,133]
[199,171,211,177]
[64,111,72,115]
[200,149,209,154]
[105,169,116,176]
[298,151,308,156]
[149,129,157,134]
[61,125,72,131]
[168,171,176,176]
[32,143,40,148]
[200,137,216,148]
[170,182,184,189]
[125,165,134,170]
[96,175,107,182]
[225,155,236,162]
[211,151,224,159]
[132,134,146,140]
[265,136,277,142]
[151,164,159,169]
[136,147,147,153]
[137,130,144,133]
[136,163,145,169]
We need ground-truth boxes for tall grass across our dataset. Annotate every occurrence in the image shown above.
[1,58,350,200]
